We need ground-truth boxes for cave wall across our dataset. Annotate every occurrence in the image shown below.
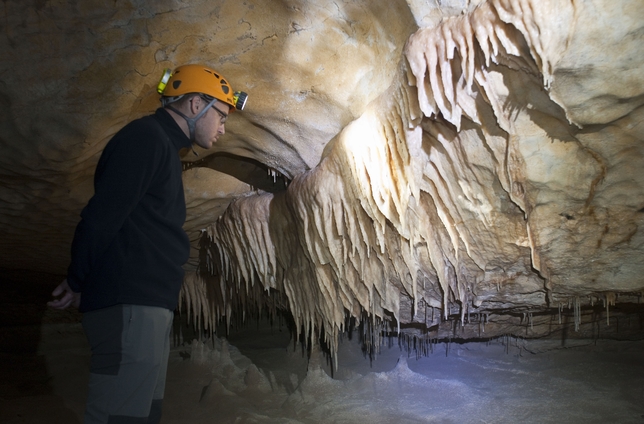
[0,0,416,272]
[194,0,644,351]
[1,0,643,350]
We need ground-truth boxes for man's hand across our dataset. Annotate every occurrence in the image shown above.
[47,279,81,310]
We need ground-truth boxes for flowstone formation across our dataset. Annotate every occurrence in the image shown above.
[185,0,644,358]
[1,0,643,363]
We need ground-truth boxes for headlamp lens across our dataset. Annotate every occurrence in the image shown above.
[233,91,248,111]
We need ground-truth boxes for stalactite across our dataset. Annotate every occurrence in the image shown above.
[605,292,616,326]
[184,0,585,362]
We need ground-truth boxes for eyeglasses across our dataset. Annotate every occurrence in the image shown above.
[211,105,228,123]
[199,95,228,123]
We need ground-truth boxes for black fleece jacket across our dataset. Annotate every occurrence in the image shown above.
[67,108,192,313]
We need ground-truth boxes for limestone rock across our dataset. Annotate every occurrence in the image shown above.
[1,0,643,351]
[197,0,644,348]
[0,0,415,273]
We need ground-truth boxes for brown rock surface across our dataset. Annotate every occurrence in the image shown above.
[1,0,643,354]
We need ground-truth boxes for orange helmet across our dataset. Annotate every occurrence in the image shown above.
[157,64,246,111]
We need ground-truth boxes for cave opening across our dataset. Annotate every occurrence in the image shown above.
[183,152,290,193]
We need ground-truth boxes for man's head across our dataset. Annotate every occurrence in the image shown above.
[157,64,247,149]
[160,64,237,111]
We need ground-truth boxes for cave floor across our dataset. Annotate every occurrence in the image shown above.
[2,275,644,423]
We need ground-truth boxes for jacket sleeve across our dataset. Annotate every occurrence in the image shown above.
[66,121,165,292]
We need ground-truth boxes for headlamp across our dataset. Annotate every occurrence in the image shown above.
[157,68,172,94]
[233,91,248,111]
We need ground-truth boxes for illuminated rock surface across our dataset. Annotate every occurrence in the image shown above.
[1,0,643,391]
[193,0,644,352]
[1,0,644,421]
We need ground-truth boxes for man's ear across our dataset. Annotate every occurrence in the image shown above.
[189,95,203,115]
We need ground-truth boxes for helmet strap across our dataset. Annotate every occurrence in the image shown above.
[167,96,218,142]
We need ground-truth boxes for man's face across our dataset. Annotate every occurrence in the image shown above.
[194,100,229,150]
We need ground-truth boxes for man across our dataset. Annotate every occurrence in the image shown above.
[47,64,246,423]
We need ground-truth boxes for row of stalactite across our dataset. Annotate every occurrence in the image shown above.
[182,0,584,364]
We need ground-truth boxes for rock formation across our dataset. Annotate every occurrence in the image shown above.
[1,0,643,359]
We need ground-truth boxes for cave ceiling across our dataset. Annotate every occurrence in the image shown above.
[1,0,644,349]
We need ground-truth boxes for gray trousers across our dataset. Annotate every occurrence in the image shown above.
[82,304,173,424]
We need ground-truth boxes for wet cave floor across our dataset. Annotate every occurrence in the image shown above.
[1,271,644,424]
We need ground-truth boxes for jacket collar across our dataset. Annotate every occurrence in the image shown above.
[154,108,192,151]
